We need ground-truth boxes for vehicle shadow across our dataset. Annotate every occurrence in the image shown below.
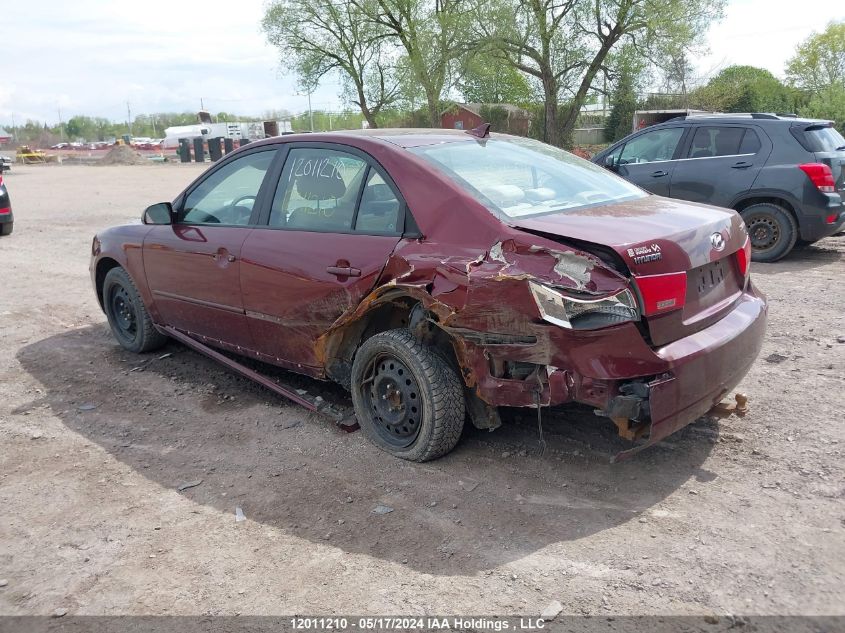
[753,241,842,275]
[17,324,718,576]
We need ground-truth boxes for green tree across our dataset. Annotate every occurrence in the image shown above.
[481,0,724,147]
[605,46,646,142]
[786,21,845,93]
[458,50,534,104]
[353,0,472,127]
[263,0,400,128]
[693,65,794,113]
[803,84,845,131]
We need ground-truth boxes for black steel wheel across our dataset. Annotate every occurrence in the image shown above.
[740,203,798,263]
[351,328,465,462]
[362,353,424,449]
[102,267,167,353]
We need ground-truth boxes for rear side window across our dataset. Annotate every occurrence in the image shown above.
[355,171,401,233]
[739,129,762,154]
[269,148,367,232]
[688,127,745,158]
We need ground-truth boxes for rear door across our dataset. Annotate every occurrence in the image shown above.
[669,125,771,207]
[143,148,279,349]
[613,127,688,195]
[239,144,407,369]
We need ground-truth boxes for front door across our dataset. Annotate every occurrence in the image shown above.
[614,127,687,196]
[240,145,406,369]
[143,148,278,349]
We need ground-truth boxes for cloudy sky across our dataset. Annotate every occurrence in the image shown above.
[2,0,843,126]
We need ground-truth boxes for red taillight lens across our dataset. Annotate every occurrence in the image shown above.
[735,237,751,278]
[0,207,10,215]
[826,213,840,224]
[799,163,836,193]
[633,272,687,316]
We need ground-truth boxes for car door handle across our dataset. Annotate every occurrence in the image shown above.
[651,170,668,177]
[212,253,237,262]
[732,161,753,169]
[326,266,361,277]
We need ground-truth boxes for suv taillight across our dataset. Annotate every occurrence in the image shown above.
[799,163,836,193]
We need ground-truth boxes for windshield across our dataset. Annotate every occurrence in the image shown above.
[803,125,845,152]
[410,136,646,218]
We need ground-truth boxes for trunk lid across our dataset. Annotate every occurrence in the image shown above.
[510,195,748,346]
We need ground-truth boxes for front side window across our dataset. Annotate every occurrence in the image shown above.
[269,148,367,231]
[182,150,275,225]
[619,128,684,164]
[411,137,646,219]
[687,126,745,158]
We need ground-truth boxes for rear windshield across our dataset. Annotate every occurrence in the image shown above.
[801,125,845,152]
[410,137,646,219]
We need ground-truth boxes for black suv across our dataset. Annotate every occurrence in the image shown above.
[594,114,845,262]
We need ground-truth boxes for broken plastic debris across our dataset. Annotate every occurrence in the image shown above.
[458,478,480,492]
[541,600,563,621]
[372,505,394,515]
[235,506,246,522]
[78,403,98,411]
[177,479,203,492]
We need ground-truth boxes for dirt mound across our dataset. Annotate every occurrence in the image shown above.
[98,145,149,166]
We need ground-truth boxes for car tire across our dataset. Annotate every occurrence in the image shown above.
[739,203,798,263]
[351,328,465,462]
[102,266,167,353]
[0,223,12,236]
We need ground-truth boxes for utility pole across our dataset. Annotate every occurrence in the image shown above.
[308,91,314,132]
[57,106,65,141]
[200,97,204,110]
[127,102,132,137]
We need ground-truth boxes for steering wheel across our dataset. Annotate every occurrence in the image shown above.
[231,195,257,209]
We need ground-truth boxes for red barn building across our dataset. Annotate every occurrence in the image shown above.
[441,103,531,137]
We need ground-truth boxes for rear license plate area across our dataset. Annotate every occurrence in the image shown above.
[693,259,726,298]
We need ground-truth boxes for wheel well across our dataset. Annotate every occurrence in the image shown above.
[95,257,121,309]
[324,298,458,389]
[734,196,799,225]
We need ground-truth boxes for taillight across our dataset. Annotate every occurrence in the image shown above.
[826,213,840,224]
[633,272,687,316]
[0,207,10,215]
[799,163,836,193]
[735,237,751,278]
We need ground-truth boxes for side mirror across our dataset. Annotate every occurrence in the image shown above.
[143,202,174,225]
[604,154,618,171]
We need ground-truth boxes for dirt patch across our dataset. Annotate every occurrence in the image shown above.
[0,164,843,617]
[98,144,150,166]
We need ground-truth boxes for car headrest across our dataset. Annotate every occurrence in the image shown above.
[294,157,347,200]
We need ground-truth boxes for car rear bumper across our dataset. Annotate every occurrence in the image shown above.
[454,283,767,456]
[798,196,845,241]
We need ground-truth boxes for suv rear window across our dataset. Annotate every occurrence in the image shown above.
[799,125,845,152]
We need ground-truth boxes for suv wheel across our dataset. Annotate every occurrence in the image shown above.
[351,328,465,462]
[739,203,798,263]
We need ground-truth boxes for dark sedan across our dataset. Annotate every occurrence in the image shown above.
[0,170,12,236]
[90,129,766,461]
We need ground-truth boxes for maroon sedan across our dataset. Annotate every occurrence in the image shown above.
[90,129,766,461]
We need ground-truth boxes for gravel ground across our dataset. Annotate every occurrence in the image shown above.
[0,164,842,617]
